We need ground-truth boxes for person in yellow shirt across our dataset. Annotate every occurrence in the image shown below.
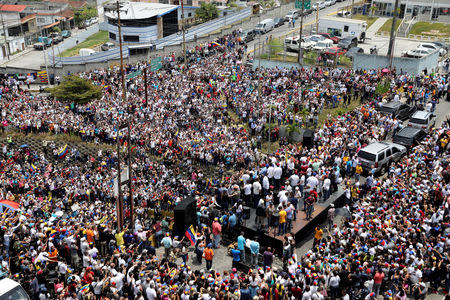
[115,226,127,247]
[355,163,363,182]
[314,227,323,247]
[278,205,287,236]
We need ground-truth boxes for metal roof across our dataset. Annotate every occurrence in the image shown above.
[105,2,178,20]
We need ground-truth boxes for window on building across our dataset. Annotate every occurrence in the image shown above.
[37,18,46,23]
[109,32,116,40]
[123,35,139,42]
[187,0,193,5]
[344,25,349,32]
[188,12,192,17]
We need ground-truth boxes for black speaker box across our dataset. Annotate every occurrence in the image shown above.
[173,197,197,237]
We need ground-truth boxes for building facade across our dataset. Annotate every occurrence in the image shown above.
[371,0,450,21]
[0,4,38,60]
[105,2,180,44]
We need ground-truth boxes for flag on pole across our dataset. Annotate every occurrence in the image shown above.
[58,144,69,159]
[185,225,197,246]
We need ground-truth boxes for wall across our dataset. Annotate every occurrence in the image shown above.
[107,22,158,43]
[352,51,440,75]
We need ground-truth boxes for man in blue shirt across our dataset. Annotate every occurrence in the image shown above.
[249,239,260,267]
[230,245,240,269]
[237,232,246,263]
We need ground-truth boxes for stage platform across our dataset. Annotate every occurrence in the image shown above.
[240,187,346,253]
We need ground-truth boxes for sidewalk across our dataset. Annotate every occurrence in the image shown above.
[366,17,389,38]
[0,47,34,67]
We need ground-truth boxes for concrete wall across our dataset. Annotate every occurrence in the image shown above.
[352,51,439,75]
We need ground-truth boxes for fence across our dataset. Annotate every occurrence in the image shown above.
[352,51,439,75]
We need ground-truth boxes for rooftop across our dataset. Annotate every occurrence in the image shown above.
[105,2,178,20]
[0,4,27,12]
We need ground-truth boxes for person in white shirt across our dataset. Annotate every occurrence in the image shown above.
[146,282,157,300]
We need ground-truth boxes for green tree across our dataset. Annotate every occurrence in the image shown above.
[195,3,219,22]
[74,6,98,26]
[50,26,61,33]
[49,75,102,104]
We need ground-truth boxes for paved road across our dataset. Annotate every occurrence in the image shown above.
[0,24,100,70]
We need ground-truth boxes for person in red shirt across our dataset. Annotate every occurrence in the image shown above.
[212,218,222,248]
[373,269,385,297]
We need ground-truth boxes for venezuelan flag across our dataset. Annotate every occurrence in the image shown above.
[79,284,90,294]
[212,42,221,47]
[185,225,196,246]
[206,137,214,144]
[58,144,68,159]
[30,163,37,172]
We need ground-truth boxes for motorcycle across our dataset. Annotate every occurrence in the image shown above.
[370,45,378,55]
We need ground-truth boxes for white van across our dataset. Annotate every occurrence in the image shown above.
[79,48,96,56]
[255,19,275,34]
[0,278,30,299]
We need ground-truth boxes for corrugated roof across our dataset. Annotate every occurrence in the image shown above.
[105,2,178,20]
[0,4,27,12]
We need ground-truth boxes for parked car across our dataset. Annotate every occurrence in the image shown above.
[324,0,336,6]
[393,127,426,148]
[337,36,358,50]
[337,10,352,17]
[49,32,63,44]
[33,42,45,50]
[285,10,300,20]
[432,41,449,51]
[312,39,334,51]
[238,29,256,44]
[345,46,364,59]
[0,278,29,300]
[324,46,346,56]
[357,141,406,174]
[403,49,433,58]
[285,36,315,51]
[101,42,115,51]
[318,32,339,43]
[273,18,285,27]
[312,1,326,10]
[417,42,447,56]
[89,17,98,24]
[308,34,327,44]
[61,30,71,38]
[408,110,436,130]
[377,102,416,120]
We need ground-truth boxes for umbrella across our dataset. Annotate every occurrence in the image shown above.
[0,200,19,213]
[382,68,390,73]
[20,144,29,148]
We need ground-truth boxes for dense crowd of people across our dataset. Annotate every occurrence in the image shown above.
[0,30,449,300]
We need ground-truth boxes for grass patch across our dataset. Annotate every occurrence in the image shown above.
[409,22,450,37]
[353,14,378,29]
[378,18,400,34]
[60,30,109,57]
[318,97,360,126]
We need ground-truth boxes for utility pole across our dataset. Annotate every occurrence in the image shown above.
[387,0,399,68]
[257,12,261,101]
[351,0,355,18]
[116,130,124,231]
[181,0,187,68]
[0,4,10,60]
[143,64,148,107]
[116,1,126,102]
[298,0,304,65]
[127,120,133,230]
[316,4,319,33]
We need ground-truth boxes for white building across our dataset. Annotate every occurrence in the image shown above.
[371,0,450,21]
[105,2,181,44]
